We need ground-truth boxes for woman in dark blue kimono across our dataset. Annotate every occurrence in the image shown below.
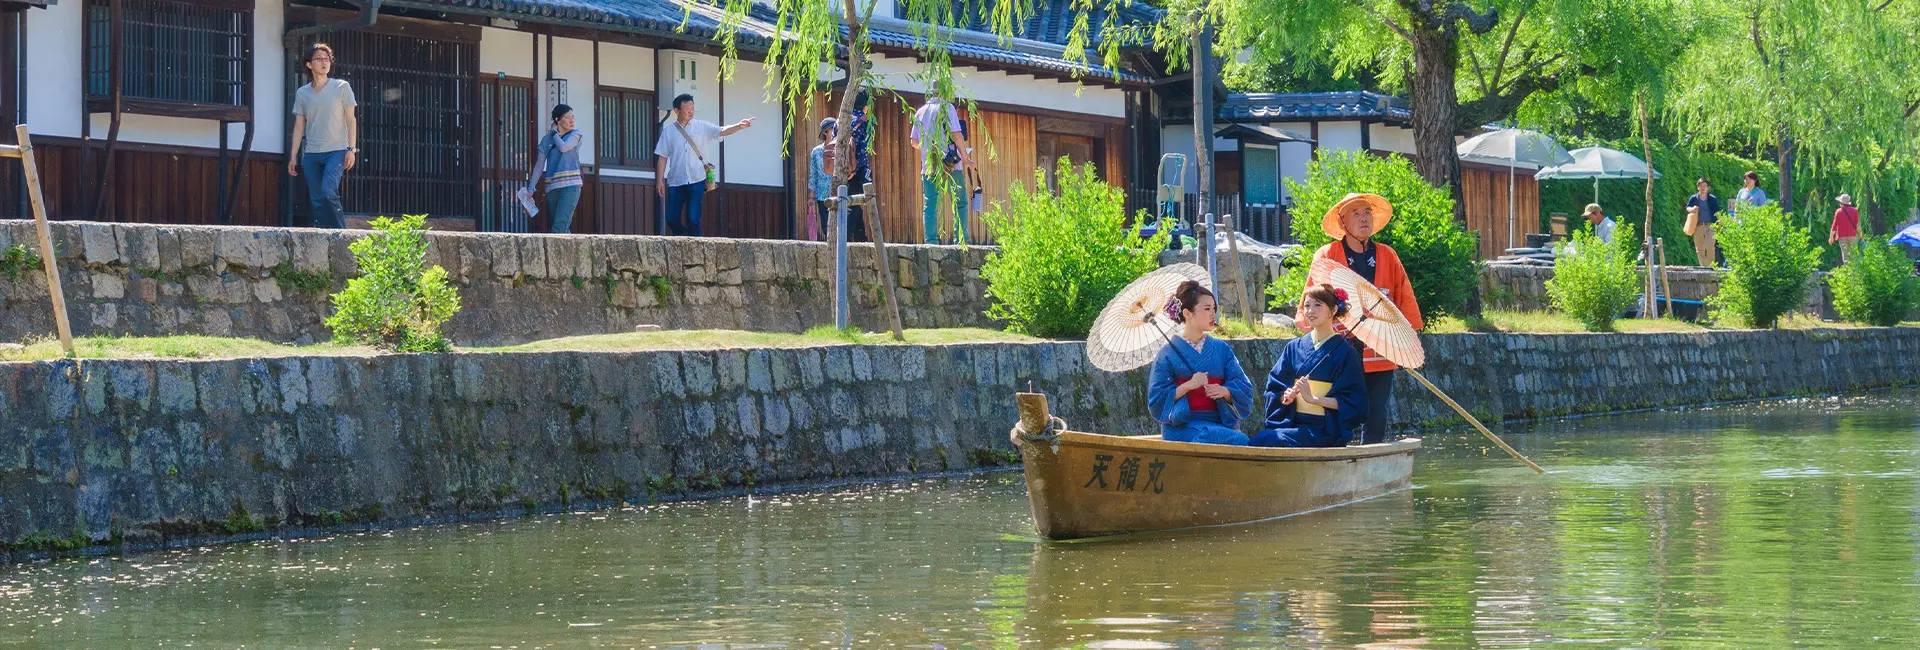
[1251,283,1368,447]
[1147,281,1257,445]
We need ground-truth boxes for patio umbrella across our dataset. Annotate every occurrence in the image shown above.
[1086,263,1213,373]
[1534,146,1662,204]
[1310,258,1544,473]
[1458,129,1576,249]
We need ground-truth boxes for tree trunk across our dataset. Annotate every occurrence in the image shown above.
[1409,28,1466,220]
[1191,17,1214,268]
[1775,129,1793,214]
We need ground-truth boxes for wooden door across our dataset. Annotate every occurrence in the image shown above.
[479,75,534,233]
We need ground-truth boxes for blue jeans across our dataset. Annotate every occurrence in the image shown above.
[922,169,967,244]
[664,182,706,236]
[301,150,347,229]
[546,185,582,234]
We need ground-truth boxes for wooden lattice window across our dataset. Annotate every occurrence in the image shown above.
[86,0,250,112]
[595,87,656,169]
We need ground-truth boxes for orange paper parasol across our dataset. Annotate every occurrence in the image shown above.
[1306,258,1543,473]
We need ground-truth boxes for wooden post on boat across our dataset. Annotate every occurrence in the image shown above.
[1015,392,1051,447]
[8,127,73,358]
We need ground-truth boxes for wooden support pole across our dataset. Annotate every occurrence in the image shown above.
[17,126,73,357]
[832,184,849,329]
[857,182,906,341]
[1224,214,1254,329]
[1657,238,1673,319]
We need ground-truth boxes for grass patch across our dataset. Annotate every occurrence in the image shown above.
[0,335,369,363]
[271,263,333,294]
[1425,310,1707,334]
[475,327,1040,353]
[1212,317,1294,339]
[2,244,41,280]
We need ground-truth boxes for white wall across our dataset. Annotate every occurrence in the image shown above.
[479,27,535,78]
[868,54,1126,118]
[1278,141,1311,203]
[29,0,286,152]
[719,61,783,186]
[1317,121,1363,152]
[543,37,598,164]
[1157,124,1242,189]
[1369,123,1415,155]
[598,43,655,92]
[658,50,723,125]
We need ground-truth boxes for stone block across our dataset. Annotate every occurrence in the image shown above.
[244,230,292,270]
[117,225,160,270]
[609,239,643,273]
[518,237,551,279]
[82,225,121,265]
[682,352,716,396]
[91,272,125,300]
[290,231,332,274]
[715,350,747,391]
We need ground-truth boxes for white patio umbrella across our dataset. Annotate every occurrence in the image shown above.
[1534,146,1662,204]
[1457,129,1575,249]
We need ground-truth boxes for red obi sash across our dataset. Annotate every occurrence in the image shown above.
[1177,375,1226,411]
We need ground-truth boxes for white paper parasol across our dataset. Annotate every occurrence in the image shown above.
[1086,263,1212,372]
[1308,257,1426,369]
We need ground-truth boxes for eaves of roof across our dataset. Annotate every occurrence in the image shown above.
[1220,91,1413,124]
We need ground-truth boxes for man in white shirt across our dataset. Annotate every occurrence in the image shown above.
[1585,203,1616,244]
[910,91,974,244]
[655,93,754,236]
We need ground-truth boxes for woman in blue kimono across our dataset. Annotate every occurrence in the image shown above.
[1147,281,1257,445]
[1251,284,1368,447]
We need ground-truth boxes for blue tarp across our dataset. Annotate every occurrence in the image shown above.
[1893,222,1920,248]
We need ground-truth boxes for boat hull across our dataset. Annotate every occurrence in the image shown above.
[1014,430,1419,539]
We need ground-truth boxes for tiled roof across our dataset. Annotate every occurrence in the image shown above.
[1220,91,1412,123]
[389,0,781,47]
[905,0,1163,47]
[862,26,1150,84]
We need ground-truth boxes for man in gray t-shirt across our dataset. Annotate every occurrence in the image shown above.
[288,43,358,229]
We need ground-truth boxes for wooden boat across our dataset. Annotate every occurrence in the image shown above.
[1011,392,1419,540]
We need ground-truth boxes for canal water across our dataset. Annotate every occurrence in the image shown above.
[5,390,1920,648]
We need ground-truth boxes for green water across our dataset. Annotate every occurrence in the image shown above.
[5,391,1920,648]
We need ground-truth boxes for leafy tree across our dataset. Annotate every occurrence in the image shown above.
[980,159,1169,338]
[1666,0,1920,232]
[1272,150,1480,318]
[1827,237,1920,327]
[1185,0,1685,216]
[1707,204,1821,328]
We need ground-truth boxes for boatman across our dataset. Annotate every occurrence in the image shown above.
[1305,193,1423,445]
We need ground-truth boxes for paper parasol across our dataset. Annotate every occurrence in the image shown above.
[1309,256,1426,369]
[1086,263,1212,372]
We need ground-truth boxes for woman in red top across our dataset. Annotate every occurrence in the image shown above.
[1304,193,1423,444]
[1831,194,1862,263]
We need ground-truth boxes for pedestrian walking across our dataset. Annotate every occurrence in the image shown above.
[1832,194,1862,263]
[1732,170,1769,220]
[287,43,358,229]
[524,104,584,233]
[809,118,837,241]
[654,93,754,237]
[910,89,972,244]
[1685,178,1722,267]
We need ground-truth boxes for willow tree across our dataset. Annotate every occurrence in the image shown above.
[1184,0,1679,216]
[1666,0,1920,229]
[708,0,1136,182]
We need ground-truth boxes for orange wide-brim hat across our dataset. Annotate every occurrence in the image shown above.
[1322,193,1394,239]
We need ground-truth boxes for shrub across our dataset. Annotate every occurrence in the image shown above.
[1546,223,1641,331]
[1827,237,1920,326]
[326,214,462,352]
[1272,150,1480,318]
[980,158,1168,338]
[1708,204,1820,328]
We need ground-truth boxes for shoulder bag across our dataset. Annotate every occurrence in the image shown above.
[675,122,719,191]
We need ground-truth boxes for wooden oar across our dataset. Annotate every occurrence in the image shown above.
[1404,368,1545,474]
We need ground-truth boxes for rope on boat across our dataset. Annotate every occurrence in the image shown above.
[1009,415,1069,449]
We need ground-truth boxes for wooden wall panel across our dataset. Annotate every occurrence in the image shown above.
[0,139,282,226]
[708,185,785,239]
[585,175,659,235]
[1461,165,1541,259]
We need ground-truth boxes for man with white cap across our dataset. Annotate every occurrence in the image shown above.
[1305,193,1424,445]
[1831,194,1861,263]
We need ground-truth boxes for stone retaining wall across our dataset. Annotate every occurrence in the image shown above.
[3,327,1916,558]
[1480,263,1836,317]
[0,221,1276,346]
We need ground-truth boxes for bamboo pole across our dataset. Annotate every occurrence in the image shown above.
[1657,238,1673,318]
[13,126,73,357]
[1223,214,1255,329]
[857,182,906,341]
[1404,368,1544,474]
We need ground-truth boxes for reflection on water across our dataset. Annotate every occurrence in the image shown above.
[4,391,1920,648]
